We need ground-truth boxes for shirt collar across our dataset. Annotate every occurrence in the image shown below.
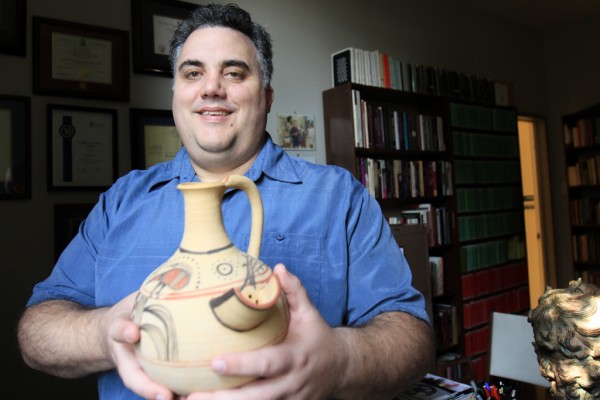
[247,134,302,184]
[149,132,302,190]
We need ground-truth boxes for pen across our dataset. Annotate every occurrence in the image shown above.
[491,385,500,400]
[482,382,491,398]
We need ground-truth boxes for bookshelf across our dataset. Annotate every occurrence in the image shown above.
[322,82,463,373]
[563,102,600,283]
[450,102,529,381]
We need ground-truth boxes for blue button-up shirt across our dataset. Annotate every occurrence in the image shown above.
[27,134,428,399]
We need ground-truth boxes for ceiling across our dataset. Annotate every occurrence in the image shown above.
[449,0,600,32]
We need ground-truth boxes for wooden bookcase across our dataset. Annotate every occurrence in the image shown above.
[450,102,530,381]
[563,102,600,282]
[322,83,463,374]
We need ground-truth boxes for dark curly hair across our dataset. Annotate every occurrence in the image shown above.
[169,3,273,87]
[528,279,600,399]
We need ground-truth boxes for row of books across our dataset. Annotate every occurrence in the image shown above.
[564,116,600,148]
[579,269,600,284]
[457,210,524,242]
[566,155,600,187]
[452,131,519,158]
[462,286,530,330]
[469,354,488,383]
[430,256,444,296]
[459,235,525,273]
[464,325,489,357]
[352,89,446,151]
[572,233,600,262]
[332,47,514,107]
[461,261,528,301]
[435,303,459,348]
[389,204,455,247]
[569,197,600,225]
[357,157,453,200]
[436,354,474,383]
[454,159,521,185]
[450,103,517,132]
[456,187,522,213]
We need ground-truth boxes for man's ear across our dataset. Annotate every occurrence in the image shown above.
[265,86,274,113]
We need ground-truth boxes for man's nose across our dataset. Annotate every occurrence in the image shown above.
[201,72,226,98]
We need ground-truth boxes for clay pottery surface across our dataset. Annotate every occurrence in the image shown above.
[132,175,289,395]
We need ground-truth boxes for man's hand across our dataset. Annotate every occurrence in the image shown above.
[184,263,348,400]
[18,294,185,400]
[99,293,179,400]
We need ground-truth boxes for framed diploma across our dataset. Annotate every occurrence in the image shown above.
[48,104,118,190]
[33,17,130,101]
[0,0,26,56]
[132,0,197,76]
[0,95,30,199]
[130,108,181,169]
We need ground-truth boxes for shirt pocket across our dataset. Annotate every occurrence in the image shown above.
[242,231,322,307]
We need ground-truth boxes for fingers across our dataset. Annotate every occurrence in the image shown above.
[107,295,175,400]
[205,265,298,380]
[211,336,291,377]
[185,376,289,400]
[117,348,172,399]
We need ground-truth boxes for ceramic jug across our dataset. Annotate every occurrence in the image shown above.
[132,175,289,395]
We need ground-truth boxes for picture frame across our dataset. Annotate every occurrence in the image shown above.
[33,16,130,101]
[54,203,95,261]
[130,108,181,170]
[47,104,118,190]
[131,0,197,76]
[0,0,26,56]
[277,113,317,150]
[0,95,31,199]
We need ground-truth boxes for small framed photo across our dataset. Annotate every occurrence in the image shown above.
[0,95,30,199]
[54,203,95,261]
[277,113,317,150]
[130,108,181,170]
[47,104,118,190]
[0,0,26,56]
[33,16,130,101]
[131,0,197,76]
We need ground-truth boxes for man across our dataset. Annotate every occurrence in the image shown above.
[18,4,434,400]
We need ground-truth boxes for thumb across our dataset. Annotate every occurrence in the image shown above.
[273,263,311,313]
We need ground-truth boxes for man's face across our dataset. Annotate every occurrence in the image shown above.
[172,27,273,176]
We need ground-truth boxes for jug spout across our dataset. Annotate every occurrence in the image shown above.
[210,270,282,332]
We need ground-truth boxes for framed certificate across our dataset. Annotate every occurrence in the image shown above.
[48,104,118,190]
[132,0,197,76]
[0,0,26,56]
[33,17,130,101]
[130,108,181,169]
[0,95,30,199]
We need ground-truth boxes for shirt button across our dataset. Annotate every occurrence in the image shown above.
[275,233,285,241]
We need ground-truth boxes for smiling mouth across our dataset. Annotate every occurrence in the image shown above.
[200,111,231,116]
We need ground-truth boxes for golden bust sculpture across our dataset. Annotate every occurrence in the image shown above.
[528,278,600,400]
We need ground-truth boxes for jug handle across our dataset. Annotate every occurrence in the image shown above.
[223,175,263,258]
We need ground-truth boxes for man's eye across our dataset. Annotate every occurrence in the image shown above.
[226,71,244,80]
[185,70,201,79]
